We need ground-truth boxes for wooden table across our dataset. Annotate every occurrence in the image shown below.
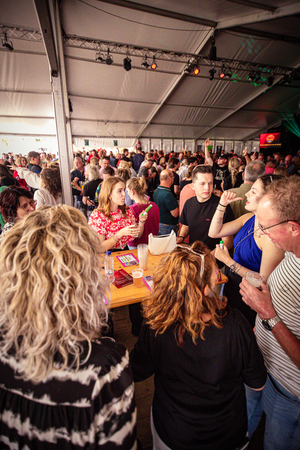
[108,249,228,308]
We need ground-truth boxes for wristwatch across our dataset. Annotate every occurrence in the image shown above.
[262,315,281,331]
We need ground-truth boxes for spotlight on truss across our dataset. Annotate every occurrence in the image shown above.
[105,49,113,65]
[219,64,232,79]
[267,75,274,87]
[123,56,131,71]
[95,51,104,62]
[2,33,14,51]
[141,56,149,68]
[209,68,216,81]
[151,56,157,70]
[193,65,200,75]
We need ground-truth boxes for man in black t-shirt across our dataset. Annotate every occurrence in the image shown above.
[204,139,229,191]
[177,165,233,255]
[167,157,180,198]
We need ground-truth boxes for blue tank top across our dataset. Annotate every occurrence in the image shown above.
[233,215,262,272]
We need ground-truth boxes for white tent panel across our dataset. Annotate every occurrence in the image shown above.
[70,118,142,138]
[0,92,53,118]
[208,126,262,140]
[1,52,51,91]
[153,105,233,127]
[0,117,56,135]
[70,96,153,123]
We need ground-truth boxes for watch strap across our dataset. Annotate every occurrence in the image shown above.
[262,315,281,331]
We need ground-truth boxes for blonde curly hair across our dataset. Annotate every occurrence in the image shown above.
[0,205,108,382]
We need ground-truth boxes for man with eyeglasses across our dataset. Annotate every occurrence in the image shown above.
[240,176,300,450]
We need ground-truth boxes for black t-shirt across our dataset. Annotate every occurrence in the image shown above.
[223,171,243,191]
[71,169,85,198]
[170,171,180,197]
[82,179,102,202]
[130,308,266,450]
[179,179,192,191]
[180,194,234,250]
[213,162,229,190]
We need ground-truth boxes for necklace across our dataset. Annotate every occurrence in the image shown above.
[235,226,260,249]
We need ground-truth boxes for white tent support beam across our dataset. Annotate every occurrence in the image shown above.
[217,2,300,29]
[51,0,74,206]
[98,0,217,28]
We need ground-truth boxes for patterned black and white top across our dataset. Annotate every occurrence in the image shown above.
[0,337,137,449]
[256,251,300,400]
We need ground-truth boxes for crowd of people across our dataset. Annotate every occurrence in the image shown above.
[0,143,299,449]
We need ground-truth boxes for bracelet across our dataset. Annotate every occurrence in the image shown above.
[235,264,241,274]
[139,220,146,224]
[229,262,237,273]
[177,236,184,242]
[219,203,227,208]
[216,208,226,213]
[112,234,119,242]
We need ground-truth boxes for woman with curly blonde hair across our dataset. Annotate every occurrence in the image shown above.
[130,241,266,450]
[0,205,137,449]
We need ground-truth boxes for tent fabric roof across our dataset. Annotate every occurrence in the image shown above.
[1,0,300,146]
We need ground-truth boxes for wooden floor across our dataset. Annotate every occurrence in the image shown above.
[113,306,265,450]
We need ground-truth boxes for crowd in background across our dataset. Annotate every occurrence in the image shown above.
[0,143,299,449]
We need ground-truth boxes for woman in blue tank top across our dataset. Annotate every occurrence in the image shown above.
[209,174,284,326]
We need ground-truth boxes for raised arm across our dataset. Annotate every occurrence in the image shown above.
[243,149,251,165]
[204,138,213,166]
[208,191,250,239]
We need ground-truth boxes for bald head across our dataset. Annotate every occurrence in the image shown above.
[160,169,174,187]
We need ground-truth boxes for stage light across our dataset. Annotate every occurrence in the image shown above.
[95,51,104,62]
[141,56,149,68]
[151,57,157,70]
[209,68,216,81]
[193,65,200,75]
[2,33,13,51]
[123,56,131,71]
[282,74,291,85]
[219,66,225,79]
[267,75,274,87]
[248,70,256,82]
[184,65,192,74]
[105,49,113,65]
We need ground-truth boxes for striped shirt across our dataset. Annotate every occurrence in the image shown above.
[0,338,137,449]
[255,251,300,400]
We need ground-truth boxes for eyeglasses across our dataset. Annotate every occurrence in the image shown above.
[177,245,205,277]
[258,220,300,234]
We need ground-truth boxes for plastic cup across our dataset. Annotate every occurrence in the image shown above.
[132,268,144,288]
[137,244,148,270]
[246,271,264,288]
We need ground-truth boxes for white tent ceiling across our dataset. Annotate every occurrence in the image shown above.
[1,0,300,148]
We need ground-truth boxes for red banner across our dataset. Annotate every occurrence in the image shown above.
[259,132,281,148]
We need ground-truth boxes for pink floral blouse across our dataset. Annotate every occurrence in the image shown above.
[89,208,137,249]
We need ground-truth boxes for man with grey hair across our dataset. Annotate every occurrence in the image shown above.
[229,160,265,219]
[153,169,179,235]
[240,175,300,449]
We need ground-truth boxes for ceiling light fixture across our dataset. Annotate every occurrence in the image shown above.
[193,65,200,75]
[141,56,149,68]
[267,75,274,87]
[123,56,131,71]
[151,56,157,70]
[209,68,216,81]
[2,33,14,51]
[95,51,104,62]
[105,49,113,65]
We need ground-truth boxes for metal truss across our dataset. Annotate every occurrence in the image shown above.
[0,24,43,43]
[1,24,299,82]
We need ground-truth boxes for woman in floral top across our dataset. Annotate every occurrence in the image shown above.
[89,176,148,251]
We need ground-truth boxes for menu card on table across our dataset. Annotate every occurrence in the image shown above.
[116,253,139,267]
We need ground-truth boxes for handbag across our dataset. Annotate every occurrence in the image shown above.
[148,230,177,255]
